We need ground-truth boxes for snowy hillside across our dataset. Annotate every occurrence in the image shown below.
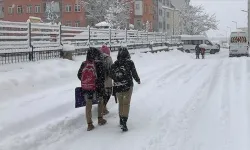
[0,49,250,150]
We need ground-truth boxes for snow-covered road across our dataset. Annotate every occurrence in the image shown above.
[0,49,250,150]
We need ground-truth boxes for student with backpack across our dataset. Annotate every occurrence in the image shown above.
[77,47,107,131]
[100,45,113,115]
[110,47,140,132]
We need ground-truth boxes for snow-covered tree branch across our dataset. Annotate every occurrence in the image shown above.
[78,0,112,25]
[105,0,133,29]
[179,4,218,35]
[44,1,60,24]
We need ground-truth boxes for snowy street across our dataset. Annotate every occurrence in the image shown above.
[0,49,250,150]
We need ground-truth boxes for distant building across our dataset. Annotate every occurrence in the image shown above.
[162,0,190,35]
[3,0,86,27]
[133,0,157,31]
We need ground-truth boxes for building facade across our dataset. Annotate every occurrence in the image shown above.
[3,0,86,27]
[0,0,4,19]
[133,0,158,31]
[162,0,189,35]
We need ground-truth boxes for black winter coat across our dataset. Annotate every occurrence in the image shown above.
[195,45,200,54]
[110,48,140,93]
[77,60,105,97]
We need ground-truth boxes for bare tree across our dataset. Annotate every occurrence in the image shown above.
[179,4,218,35]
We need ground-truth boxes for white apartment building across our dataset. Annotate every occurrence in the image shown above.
[161,0,189,35]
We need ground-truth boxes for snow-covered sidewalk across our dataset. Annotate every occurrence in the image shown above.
[0,49,250,150]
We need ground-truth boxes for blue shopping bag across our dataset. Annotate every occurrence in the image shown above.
[75,87,98,108]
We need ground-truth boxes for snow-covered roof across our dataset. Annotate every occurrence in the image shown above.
[95,21,111,27]
[180,34,207,40]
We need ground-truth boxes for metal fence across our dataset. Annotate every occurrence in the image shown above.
[0,20,181,65]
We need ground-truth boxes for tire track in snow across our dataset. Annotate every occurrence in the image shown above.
[229,59,250,150]
[218,60,231,150]
[144,60,223,150]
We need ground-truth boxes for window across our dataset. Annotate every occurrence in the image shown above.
[159,9,162,16]
[166,0,170,6]
[17,5,23,14]
[65,5,72,12]
[144,4,147,13]
[75,21,80,27]
[167,12,170,18]
[27,5,32,13]
[150,6,154,14]
[35,5,41,13]
[8,6,13,14]
[183,40,203,45]
[136,4,140,10]
[167,24,170,30]
[159,22,162,28]
[205,40,212,45]
[66,21,71,26]
[136,19,141,28]
[75,4,81,12]
[163,21,166,30]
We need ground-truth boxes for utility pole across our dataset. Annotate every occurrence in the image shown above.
[173,10,175,35]
[232,21,238,29]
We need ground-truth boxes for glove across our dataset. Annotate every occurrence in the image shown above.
[137,80,141,84]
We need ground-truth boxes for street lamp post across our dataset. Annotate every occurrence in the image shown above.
[232,21,238,29]
[227,26,231,33]
[224,30,228,42]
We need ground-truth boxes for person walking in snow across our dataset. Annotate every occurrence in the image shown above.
[110,47,140,132]
[77,47,107,131]
[100,44,113,115]
[200,47,205,59]
[195,44,200,59]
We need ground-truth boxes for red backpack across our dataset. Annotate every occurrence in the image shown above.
[81,61,97,91]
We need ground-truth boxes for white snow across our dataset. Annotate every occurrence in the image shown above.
[62,44,75,52]
[0,48,250,150]
[95,21,111,27]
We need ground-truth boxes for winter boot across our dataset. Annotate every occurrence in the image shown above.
[121,117,128,132]
[98,117,107,125]
[87,123,95,131]
[119,115,122,127]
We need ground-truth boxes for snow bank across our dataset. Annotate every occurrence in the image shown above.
[63,44,75,52]
[0,58,82,101]
[0,47,168,101]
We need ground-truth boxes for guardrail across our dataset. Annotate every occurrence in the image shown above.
[0,20,182,65]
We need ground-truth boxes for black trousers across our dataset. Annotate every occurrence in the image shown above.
[196,54,200,59]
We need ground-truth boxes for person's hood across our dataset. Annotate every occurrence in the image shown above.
[100,45,110,56]
[117,47,130,60]
[86,47,101,61]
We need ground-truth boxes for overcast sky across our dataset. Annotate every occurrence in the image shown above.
[190,0,248,37]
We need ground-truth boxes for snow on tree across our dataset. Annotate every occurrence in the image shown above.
[78,0,112,25]
[179,4,218,35]
[44,1,60,24]
[145,21,150,32]
[105,0,133,29]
